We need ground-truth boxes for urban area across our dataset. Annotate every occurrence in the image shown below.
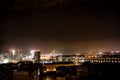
[1,0,120,80]
[0,49,120,80]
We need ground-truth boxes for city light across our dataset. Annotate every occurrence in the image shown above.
[3,59,9,63]
[29,50,35,59]
[99,51,102,54]
[12,50,16,55]
[30,50,35,54]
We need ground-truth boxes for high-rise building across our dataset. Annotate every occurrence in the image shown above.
[34,51,41,62]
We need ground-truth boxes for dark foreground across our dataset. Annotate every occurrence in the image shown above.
[39,72,56,80]
[0,62,120,80]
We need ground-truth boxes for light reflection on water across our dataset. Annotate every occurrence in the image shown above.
[40,73,56,80]
[44,76,54,80]
[41,76,56,80]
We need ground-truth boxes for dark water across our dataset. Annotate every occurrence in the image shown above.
[39,72,77,80]
[39,72,56,80]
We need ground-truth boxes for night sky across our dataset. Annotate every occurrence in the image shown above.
[0,0,120,53]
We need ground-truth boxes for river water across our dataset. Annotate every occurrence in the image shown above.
[39,72,56,80]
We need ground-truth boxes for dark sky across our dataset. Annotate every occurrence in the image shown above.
[0,0,120,53]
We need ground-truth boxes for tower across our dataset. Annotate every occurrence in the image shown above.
[34,51,41,62]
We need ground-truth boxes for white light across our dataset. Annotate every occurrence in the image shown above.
[29,50,35,58]
[3,59,9,63]
[99,52,102,54]
[12,50,16,55]
[31,50,40,54]
[30,50,35,54]
[12,50,15,53]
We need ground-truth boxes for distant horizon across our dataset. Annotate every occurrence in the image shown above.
[0,45,120,54]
